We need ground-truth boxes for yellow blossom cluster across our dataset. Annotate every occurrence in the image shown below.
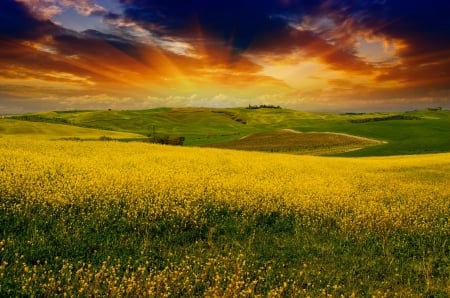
[1,137,449,234]
[1,137,449,296]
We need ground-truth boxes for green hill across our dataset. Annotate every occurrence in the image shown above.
[204,129,384,155]
[6,107,450,156]
[0,119,143,140]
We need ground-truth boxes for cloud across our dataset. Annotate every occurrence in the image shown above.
[117,0,450,72]
[102,15,200,58]
[0,0,58,39]
[59,0,107,17]
[145,93,244,108]
[59,94,133,110]
[349,1,450,54]
[117,0,375,74]
[0,93,139,114]
[16,0,107,20]
[14,0,59,19]
[1,0,449,113]
[119,0,324,50]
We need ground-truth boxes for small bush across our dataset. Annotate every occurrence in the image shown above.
[149,135,185,146]
[169,136,185,146]
[98,136,114,141]
[246,104,281,109]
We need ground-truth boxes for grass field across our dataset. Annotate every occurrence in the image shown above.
[1,137,449,296]
[0,119,143,140]
[8,107,450,156]
[1,108,449,296]
[203,129,383,155]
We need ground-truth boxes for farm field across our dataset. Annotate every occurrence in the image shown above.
[203,129,383,155]
[8,107,450,156]
[1,136,449,296]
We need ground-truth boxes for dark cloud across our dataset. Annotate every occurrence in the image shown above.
[334,0,450,93]
[0,0,58,39]
[119,0,324,50]
[103,12,122,21]
[118,0,450,58]
[0,1,127,53]
[331,0,450,56]
[81,29,142,58]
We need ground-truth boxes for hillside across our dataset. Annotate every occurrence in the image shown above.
[6,108,450,156]
[204,129,384,155]
[0,119,143,140]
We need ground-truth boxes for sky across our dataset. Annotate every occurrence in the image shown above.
[1,0,450,113]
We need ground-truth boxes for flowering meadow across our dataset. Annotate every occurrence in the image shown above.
[1,137,449,296]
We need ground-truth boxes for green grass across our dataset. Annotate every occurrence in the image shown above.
[7,107,450,156]
[11,108,250,145]
[0,119,144,140]
[2,197,449,296]
[203,129,382,155]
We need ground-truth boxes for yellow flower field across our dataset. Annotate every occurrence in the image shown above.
[1,137,449,233]
[1,136,449,296]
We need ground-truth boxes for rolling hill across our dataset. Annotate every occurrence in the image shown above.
[0,118,143,140]
[203,129,384,155]
[4,107,450,156]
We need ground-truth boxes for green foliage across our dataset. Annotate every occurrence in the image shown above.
[148,135,185,146]
[348,114,421,123]
[246,104,282,109]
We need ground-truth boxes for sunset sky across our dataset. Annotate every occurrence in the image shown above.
[1,0,450,113]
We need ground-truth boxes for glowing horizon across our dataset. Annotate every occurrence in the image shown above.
[1,0,449,113]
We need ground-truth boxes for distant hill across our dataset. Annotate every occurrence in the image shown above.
[0,119,143,140]
[5,107,450,156]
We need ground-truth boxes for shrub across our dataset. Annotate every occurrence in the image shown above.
[149,135,185,146]
[98,136,114,141]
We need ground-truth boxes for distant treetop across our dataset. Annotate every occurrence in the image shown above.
[246,104,281,110]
